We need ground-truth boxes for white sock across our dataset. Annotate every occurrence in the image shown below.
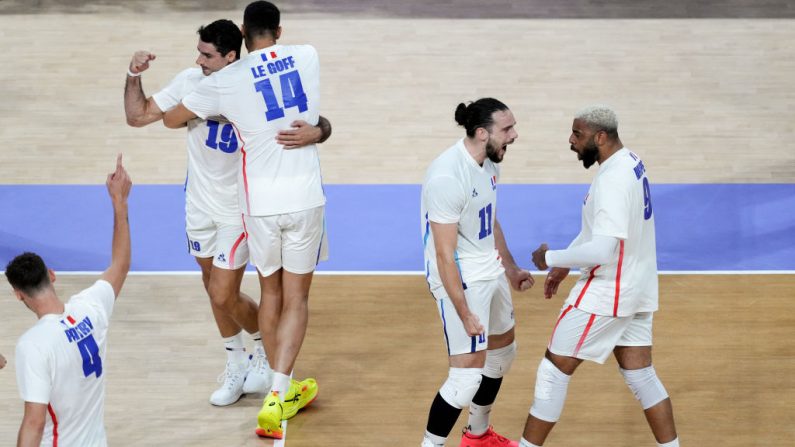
[422,430,446,447]
[249,332,264,356]
[467,402,492,436]
[222,332,246,366]
[271,372,290,399]
[520,438,541,447]
[658,438,679,447]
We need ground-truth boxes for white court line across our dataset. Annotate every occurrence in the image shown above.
[11,270,795,276]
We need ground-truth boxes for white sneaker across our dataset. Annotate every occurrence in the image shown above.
[209,361,246,406]
[242,345,273,394]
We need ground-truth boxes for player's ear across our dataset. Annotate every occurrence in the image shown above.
[275,26,282,40]
[475,126,488,143]
[48,269,56,284]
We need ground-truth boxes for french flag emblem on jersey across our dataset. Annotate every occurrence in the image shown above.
[60,315,77,328]
[260,51,278,61]
[490,175,497,190]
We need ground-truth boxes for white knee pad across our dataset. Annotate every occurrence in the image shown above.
[529,358,571,423]
[439,367,483,409]
[483,341,517,379]
[620,366,669,410]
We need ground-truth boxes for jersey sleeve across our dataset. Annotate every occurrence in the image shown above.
[15,340,51,404]
[591,174,631,240]
[152,69,191,112]
[425,176,466,224]
[182,74,221,120]
[70,280,116,326]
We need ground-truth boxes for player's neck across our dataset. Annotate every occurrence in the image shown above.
[463,137,487,166]
[32,292,64,319]
[597,139,624,165]
[248,37,278,52]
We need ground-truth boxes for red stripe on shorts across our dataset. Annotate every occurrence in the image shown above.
[229,232,246,268]
[613,240,625,317]
[574,265,600,307]
[548,304,574,348]
[572,313,597,358]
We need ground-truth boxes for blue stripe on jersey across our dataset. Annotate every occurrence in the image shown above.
[470,335,476,353]
[454,250,467,290]
[423,212,430,247]
[440,298,451,356]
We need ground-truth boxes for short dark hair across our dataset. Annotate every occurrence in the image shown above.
[454,98,510,137]
[198,19,243,60]
[243,1,280,41]
[5,252,51,296]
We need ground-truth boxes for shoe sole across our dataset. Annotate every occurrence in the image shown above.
[209,393,243,407]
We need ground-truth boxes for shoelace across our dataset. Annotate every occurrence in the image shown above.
[216,366,243,389]
[249,351,270,373]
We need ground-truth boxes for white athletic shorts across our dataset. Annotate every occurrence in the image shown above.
[185,201,248,270]
[547,304,653,364]
[431,275,515,356]
[243,205,328,277]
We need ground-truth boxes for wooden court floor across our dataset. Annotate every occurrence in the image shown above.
[1,274,793,446]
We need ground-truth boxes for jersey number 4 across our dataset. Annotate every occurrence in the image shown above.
[254,71,308,121]
[77,335,103,378]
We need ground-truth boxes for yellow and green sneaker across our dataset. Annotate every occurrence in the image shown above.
[256,391,284,439]
[255,378,318,439]
[282,378,318,419]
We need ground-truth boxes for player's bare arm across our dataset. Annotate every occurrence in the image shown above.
[101,154,132,298]
[163,103,197,129]
[543,267,570,299]
[431,221,484,336]
[276,115,333,149]
[494,218,533,291]
[124,51,165,127]
[17,402,46,447]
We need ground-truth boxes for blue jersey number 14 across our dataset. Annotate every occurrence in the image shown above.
[254,71,308,121]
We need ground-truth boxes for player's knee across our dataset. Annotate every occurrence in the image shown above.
[483,341,516,379]
[620,365,669,410]
[529,357,571,423]
[208,285,234,310]
[439,367,482,409]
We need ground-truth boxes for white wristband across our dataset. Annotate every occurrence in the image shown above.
[127,69,141,77]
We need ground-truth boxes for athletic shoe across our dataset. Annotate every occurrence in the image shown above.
[459,426,519,447]
[255,378,319,439]
[242,345,273,394]
[209,361,246,406]
[255,391,285,439]
[282,377,318,418]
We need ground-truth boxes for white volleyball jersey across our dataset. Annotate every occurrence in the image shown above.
[182,44,325,217]
[15,280,115,447]
[422,139,505,291]
[564,148,659,317]
[152,68,240,221]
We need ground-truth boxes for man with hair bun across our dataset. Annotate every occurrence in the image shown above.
[518,105,679,447]
[421,98,534,447]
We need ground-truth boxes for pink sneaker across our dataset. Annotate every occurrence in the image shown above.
[459,426,519,447]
